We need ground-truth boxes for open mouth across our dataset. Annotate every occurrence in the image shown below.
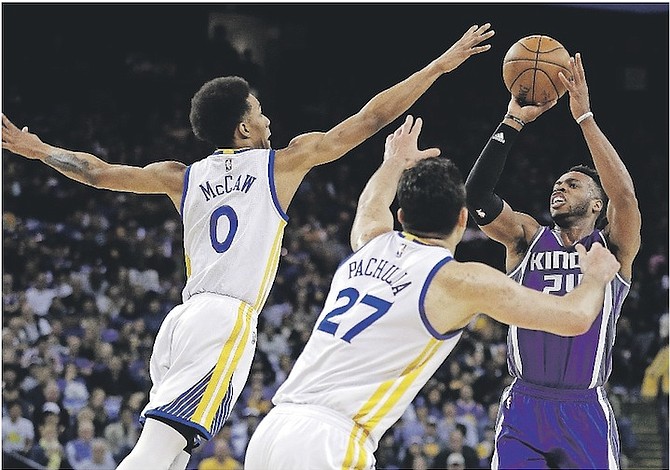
[550,194,566,208]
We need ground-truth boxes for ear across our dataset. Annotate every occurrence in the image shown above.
[592,198,603,214]
[457,207,468,229]
[397,208,405,226]
[238,121,251,138]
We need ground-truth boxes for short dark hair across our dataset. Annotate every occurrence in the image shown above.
[397,157,466,236]
[569,164,608,227]
[189,76,251,147]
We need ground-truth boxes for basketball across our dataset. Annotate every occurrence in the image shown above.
[502,35,571,105]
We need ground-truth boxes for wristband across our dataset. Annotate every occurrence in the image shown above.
[504,113,526,127]
[576,111,594,124]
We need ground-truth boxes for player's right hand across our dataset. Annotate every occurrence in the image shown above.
[507,95,558,124]
[383,115,440,169]
[437,23,495,73]
[576,242,620,284]
[2,114,46,160]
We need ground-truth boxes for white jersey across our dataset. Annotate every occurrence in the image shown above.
[180,148,288,309]
[274,231,463,449]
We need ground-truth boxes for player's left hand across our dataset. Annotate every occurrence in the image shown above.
[558,52,592,120]
[383,115,440,169]
[2,114,46,160]
[437,23,495,73]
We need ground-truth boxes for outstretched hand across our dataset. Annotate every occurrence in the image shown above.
[558,52,592,120]
[383,115,440,169]
[576,242,620,284]
[437,23,495,73]
[2,114,46,160]
[507,95,558,124]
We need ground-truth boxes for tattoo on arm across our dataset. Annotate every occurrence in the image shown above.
[45,152,96,183]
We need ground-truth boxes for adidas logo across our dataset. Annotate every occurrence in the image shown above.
[476,209,486,219]
[492,132,505,144]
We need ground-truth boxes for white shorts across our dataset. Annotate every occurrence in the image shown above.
[141,293,258,440]
[245,403,376,470]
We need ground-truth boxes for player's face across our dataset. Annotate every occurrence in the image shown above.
[245,95,271,149]
[549,171,599,226]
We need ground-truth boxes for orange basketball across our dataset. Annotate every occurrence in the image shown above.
[502,35,572,105]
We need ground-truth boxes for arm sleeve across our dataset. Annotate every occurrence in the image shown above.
[465,122,520,225]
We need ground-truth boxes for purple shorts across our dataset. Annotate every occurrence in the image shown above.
[491,379,620,469]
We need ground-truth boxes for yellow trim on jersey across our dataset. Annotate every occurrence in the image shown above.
[342,339,442,469]
[252,221,287,311]
[191,301,252,429]
[185,254,192,278]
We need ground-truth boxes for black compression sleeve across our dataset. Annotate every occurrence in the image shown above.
[465,122,521,225]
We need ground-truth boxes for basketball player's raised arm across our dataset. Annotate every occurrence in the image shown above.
[559,53,641,279]
[440,243,620,336]
[2,114,186,208]
[277,24,494,179]
[464,97,556,261]
[350,116,440,251]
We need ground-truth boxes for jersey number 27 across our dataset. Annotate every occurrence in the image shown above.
[317,287,392,343]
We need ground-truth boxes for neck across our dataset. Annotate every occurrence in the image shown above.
[552,222,596,245]
[402,231,457,253]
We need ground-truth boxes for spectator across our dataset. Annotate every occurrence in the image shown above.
[65,419,95,469]
[197,437,242,470]
[104,407,140,462]
[432,426,480,469]
[76,438,116,470]
[25,272,57,317]
[2,401,35,456]
[29,421,70,470]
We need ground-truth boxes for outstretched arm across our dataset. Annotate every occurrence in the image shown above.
[350,116,440,251]
[428,243,621,335]
[464,97,556,268]
[2,114,186,209]
[559,53,641,280]
[274,24,494,208]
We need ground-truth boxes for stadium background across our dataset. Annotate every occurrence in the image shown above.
[2,3,668,469]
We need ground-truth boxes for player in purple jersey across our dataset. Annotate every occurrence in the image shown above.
[465,53,641,469]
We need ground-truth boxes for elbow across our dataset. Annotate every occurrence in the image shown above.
[562,311,593,336]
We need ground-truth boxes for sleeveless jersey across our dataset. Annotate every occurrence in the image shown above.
[507,226,630,389]
[274,231,462,448]
[180,148,288,309]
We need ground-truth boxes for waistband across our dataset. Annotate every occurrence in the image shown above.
[271,403,376,451]
[511,379,603,402]
[186,292,259,317]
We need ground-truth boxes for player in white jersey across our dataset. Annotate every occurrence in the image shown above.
[2,24,494,470]
[245,115,623,470]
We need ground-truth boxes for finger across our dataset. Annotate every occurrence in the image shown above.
[402,115,414,134]
[471,44,492,54]
[476,23,491,34]
[421,148,441,158]
[575,243,587,258]
[575,52,586,81]
[385,134,393,145]
[539,100,558,112]
[2,114,20,132]
[479,29,495,41]
[557,72,573,90]
[409,117,423,136]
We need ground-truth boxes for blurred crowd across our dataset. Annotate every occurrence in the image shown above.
[2,7,667,470]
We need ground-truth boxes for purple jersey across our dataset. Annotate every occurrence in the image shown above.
[507,227,630,389]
